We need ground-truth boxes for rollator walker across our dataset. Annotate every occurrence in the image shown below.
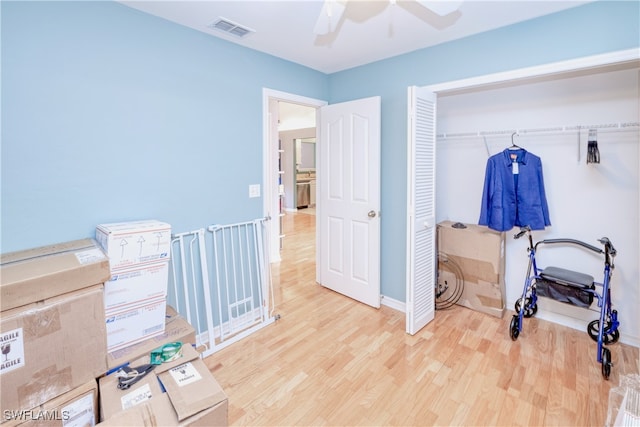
[509,226,620,379]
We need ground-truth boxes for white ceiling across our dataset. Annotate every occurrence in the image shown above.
[119,0,593,74]
[117,0,594,129]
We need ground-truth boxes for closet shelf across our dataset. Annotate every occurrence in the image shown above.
[437,121,640,140]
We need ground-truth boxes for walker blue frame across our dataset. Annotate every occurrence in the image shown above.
[509,226,620,379]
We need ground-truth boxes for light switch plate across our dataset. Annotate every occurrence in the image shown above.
[249,184,261,198]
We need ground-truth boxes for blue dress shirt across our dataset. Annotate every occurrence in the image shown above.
[479,148,551,232]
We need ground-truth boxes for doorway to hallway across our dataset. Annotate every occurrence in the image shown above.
[271,211,317,309]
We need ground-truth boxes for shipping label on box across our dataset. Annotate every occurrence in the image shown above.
[105,299,167,352]
[0,285,107,415]
[104,262,169,311]
[168,362,202,387]
[120,383,154,411]
[95,220,171,271]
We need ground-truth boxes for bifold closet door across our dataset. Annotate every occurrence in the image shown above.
[406,86,437,335]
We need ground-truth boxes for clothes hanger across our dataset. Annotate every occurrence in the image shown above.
[508,132,521,150]
[587,128,600,164]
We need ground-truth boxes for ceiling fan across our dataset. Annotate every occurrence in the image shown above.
[313,0,464,35]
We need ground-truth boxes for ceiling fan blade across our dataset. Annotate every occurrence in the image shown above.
[415,0,463,16]
[313,0,347,35]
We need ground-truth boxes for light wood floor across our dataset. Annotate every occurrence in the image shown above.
[204,212,639,426]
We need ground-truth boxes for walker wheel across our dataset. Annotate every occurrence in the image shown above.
[601,347,612,380]
[515,297,538,318]
[587,319,620,344]
[509,315,520,341]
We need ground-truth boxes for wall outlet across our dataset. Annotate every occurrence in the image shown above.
[249,184,261,198]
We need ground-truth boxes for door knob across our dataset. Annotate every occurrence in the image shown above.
[368,210,377,218]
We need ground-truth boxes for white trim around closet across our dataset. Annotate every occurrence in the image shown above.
[425,48,639,94]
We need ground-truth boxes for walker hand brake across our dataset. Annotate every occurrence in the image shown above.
[514,226,530,240]
[599,237,616,257]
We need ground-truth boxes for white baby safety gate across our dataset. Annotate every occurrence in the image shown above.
[169,218,277,358]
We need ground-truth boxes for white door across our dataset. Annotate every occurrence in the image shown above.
[318,96,381,308]
[406,86,437,335]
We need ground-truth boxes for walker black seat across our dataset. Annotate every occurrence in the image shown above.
[540,266,595,289]
[537,266,595,308]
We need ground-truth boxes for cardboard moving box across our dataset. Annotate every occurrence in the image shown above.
[99,345,228,426]
[105,298,167,352]
[107,305,196,370]
[0,239,111,312]
[100,392,227,427]
[37,379,98,427]
[0,285,108,415]
[2,379,99,427]
[104,262,169,311]
[437,221,506,318]
[95,220,171,271]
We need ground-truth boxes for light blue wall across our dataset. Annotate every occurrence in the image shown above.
[2,1,638,305]
[327,0,640,301]
[1,1,327,252]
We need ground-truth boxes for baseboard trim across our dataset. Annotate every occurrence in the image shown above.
[381,295,405,312]
[533,310,640,349]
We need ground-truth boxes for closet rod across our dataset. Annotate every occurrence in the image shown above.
[437,121,640,140]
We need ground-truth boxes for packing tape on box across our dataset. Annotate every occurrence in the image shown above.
[150,342,183,365]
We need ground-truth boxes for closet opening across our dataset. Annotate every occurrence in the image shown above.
[406,48,640,338]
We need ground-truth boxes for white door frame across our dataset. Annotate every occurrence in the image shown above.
[262,89,327,263]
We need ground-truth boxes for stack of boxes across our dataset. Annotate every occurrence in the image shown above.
[95,220,172,352]
[0,223,228,426]
[0,239,111,426]
[95,221,228,426]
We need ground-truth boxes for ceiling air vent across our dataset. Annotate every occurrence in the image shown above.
[208,17,255,38]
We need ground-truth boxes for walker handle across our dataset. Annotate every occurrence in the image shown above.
[538,238,603,254]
